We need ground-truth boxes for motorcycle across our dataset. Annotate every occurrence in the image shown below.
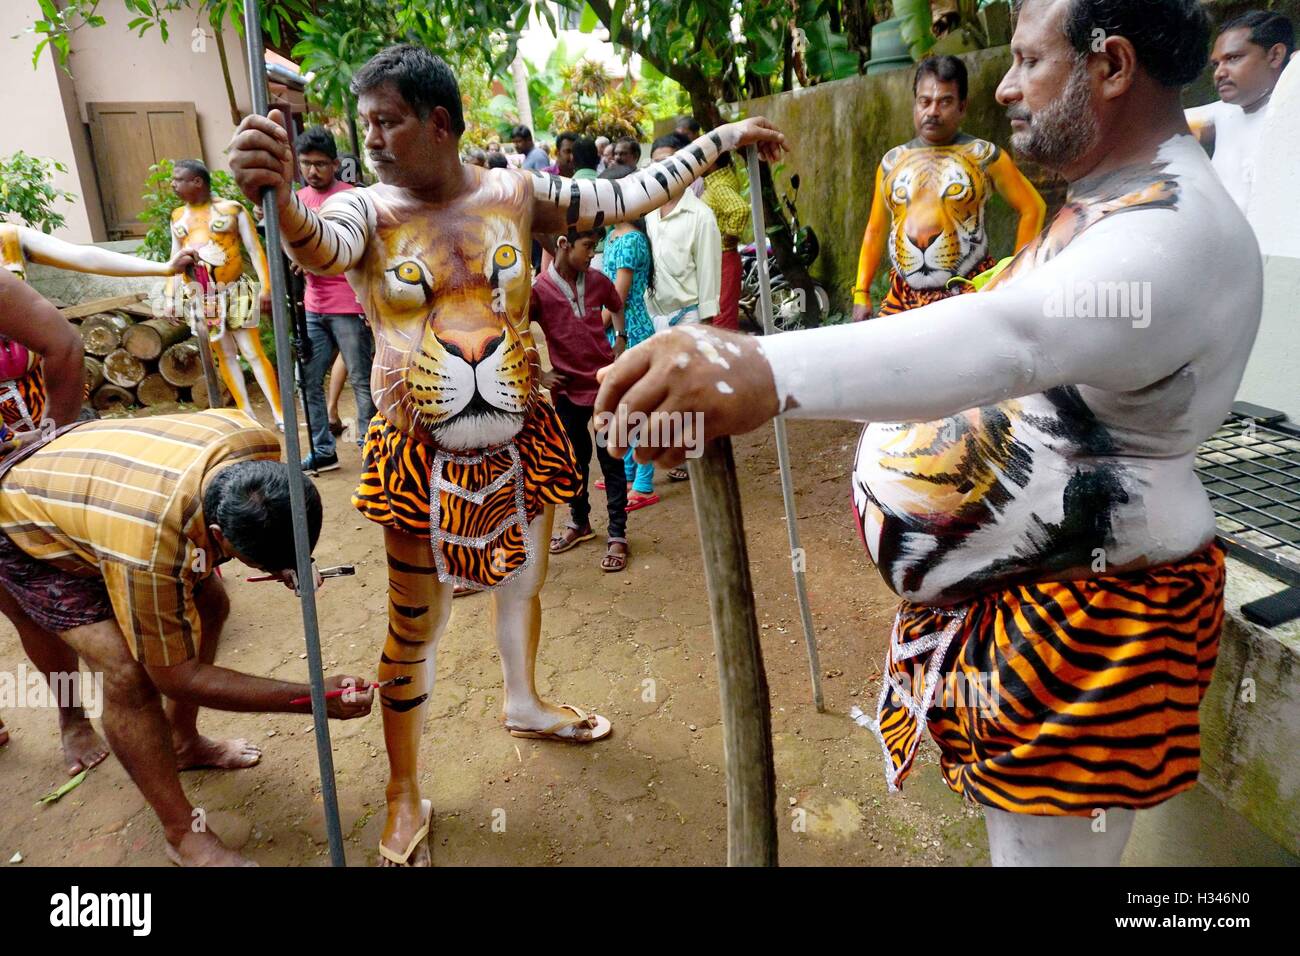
[738,173,829,333]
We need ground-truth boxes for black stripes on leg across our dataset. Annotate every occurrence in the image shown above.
[381,651,426,665]
[381,693,429,713]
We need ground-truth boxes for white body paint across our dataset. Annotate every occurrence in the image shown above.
[760,135,1262,605]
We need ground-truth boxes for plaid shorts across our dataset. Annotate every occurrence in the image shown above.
[0,531,113,634]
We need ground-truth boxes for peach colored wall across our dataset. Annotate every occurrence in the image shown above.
[0,6,100,243]
[0,4,254,244]
[67,3,254,173]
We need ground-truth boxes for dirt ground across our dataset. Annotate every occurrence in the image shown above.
[0,392,990,867]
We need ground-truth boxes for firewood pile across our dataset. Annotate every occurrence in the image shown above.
[61,295,233,413]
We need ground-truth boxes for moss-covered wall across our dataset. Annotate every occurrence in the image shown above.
[738,47,1059,313]
[738,0,1300,314]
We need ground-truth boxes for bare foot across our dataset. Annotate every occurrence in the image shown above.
[165,830,256,867]
[174,735,262,771]
[61,717,110,776]
[377,795,432,867]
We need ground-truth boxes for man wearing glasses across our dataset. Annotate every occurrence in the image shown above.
[295,127,377,473]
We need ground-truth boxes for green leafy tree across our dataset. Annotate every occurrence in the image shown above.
[0,151,78,234]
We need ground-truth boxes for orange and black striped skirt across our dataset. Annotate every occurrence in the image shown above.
[0,364,45,430]
[878,256,996,316]
[872,546,1225,815]
[352,399,580,590]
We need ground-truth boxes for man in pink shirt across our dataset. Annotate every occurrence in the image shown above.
[295,128,376,473]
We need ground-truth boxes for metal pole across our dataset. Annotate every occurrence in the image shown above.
[242,0,346,867]
[745,147,823,712]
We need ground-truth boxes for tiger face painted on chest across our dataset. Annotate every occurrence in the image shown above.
[882,137,997,290]
[359,176,536,451]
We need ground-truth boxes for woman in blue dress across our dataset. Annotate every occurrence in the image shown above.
[598,163,658,509]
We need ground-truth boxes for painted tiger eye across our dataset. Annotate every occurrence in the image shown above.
[396,261,422,283]
[494,246,517,268]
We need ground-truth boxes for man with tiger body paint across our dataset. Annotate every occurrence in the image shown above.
[851,55,1046,322]
[228,43,787,866]
[598,0,1259,865]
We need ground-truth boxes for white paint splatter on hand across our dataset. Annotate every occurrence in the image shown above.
[674,352,691,369]
[717,381,734,394]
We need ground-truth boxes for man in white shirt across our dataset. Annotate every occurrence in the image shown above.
[645,134,723,330]
[1185,10,1294,211]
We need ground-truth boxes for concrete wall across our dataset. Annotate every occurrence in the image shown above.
[0,4,252,244]
[0,5,102,242]
[65,3,253,173]
[737,47,1064,313]
[1240,57,1300,418]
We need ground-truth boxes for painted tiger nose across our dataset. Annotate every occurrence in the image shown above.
[906,208,944,251]
[907,222,943,252]
[436,328,505,365]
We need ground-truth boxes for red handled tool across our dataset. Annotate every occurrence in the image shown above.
[288,675,410,707]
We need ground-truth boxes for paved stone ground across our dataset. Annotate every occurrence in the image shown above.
[0,404,989,867]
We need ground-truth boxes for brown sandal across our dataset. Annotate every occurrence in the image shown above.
[602,538,628,573]
[550,523,596,554]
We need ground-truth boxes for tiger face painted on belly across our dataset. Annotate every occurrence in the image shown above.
[883,136,998,290]
[855,159,1196,605]
[358,179,537,451]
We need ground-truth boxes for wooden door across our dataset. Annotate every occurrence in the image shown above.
[86,102,203,239]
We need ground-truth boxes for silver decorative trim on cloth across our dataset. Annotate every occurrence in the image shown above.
[868,607,968,793]
[0,381,34,431]
[427,440,535,591]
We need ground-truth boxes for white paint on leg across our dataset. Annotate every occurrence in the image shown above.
[983,804,1136,866]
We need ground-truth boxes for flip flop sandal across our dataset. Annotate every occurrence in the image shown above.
[452,584,481,599]
[602,538,628,573]
[328,418,346,436]
[378,798,433,867]
[625,493,660,512]
[668,467,690,482]
[507,704,612,743]
[594,480,607,490]
[550,523,596,554]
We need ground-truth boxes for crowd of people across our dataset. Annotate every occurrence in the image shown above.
[0,0,1293,869]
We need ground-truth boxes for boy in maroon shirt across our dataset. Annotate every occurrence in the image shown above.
[530,229,631,572]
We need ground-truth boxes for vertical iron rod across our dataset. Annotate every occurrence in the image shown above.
[242,0,346,867]
[745,147,824,712]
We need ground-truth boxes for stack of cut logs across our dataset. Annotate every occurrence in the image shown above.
[65,295,232,413]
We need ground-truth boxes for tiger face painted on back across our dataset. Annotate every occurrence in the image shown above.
[355,170,537,451]
[882,136,999,290]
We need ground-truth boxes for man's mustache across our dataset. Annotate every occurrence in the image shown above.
[1006,105,1032,124]
[368,150,396,164]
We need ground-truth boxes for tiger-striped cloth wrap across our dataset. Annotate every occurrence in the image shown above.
[878,255,997,317]
[871,545,1225,815]
[353,399,580,590]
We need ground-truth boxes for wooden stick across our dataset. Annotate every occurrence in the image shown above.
[689,438,778,866]
[59,294,146,320]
